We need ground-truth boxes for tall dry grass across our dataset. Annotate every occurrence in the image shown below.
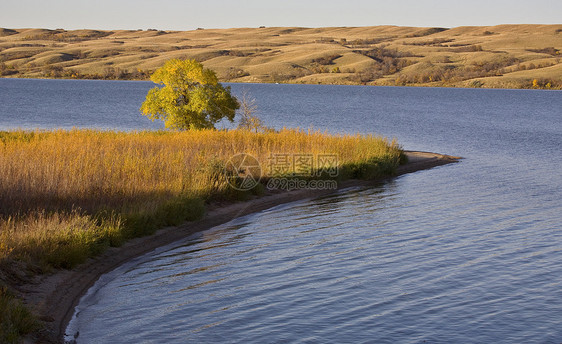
[0,128,402,342]
[0,128,402,270]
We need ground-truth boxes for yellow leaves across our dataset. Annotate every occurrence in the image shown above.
[150,59,215,87]
[532,79,539,88]
[141,59,239,130]
[532,79,554,89]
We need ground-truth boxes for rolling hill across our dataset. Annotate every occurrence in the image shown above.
[1,25,561,89]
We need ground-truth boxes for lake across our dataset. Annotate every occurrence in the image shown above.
[1,78,561,343]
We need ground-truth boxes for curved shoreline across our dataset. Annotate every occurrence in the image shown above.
[21,151,460,343]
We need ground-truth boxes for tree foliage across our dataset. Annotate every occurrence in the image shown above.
[140,59,239,130]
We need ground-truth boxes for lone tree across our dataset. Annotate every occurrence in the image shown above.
[141,59,239,130]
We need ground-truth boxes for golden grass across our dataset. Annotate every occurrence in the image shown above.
[0,128,402,270]
[0,128,402,343]
[1,25,561,88]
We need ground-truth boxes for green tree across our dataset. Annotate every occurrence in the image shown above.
[140,59,239,130]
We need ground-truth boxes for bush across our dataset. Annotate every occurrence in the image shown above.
[0,286,39,344]
[311,54,341,65]
[527,47,560,56]
[406,27,449,37]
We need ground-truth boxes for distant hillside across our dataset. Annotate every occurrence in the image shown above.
[1,25,561,89]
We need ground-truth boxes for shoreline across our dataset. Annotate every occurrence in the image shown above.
[20,151,460,343]
[2,76,561,91]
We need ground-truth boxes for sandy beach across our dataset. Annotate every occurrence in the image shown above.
[18,151,460,343]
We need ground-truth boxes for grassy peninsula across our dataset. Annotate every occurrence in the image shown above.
[0,128,404,342]
[1,25,561,89]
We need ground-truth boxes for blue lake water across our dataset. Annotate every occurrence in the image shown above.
[1,78,561,343]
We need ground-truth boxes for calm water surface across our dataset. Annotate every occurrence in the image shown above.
[1,79,561,343]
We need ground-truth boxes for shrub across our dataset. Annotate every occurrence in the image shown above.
[0,286,39,344]
[311,54,341,65]
[527,47,560,56]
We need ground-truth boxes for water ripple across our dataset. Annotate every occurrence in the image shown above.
[66,86,562,344]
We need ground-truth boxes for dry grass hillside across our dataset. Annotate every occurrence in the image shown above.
[1,25,561,88]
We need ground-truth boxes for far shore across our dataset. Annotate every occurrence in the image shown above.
[4,76,562,92]
[17,150,460,343]
[1,24,561,90]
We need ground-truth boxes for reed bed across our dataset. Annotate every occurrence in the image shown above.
[0,128,402,342]
[0,128,402,270]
